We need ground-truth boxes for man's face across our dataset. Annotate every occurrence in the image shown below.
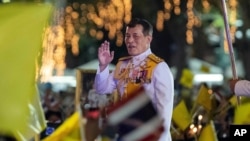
[125,24,152,56]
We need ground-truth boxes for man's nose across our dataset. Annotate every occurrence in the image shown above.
[126,37,134,43]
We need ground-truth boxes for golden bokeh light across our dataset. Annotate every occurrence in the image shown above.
[40,0,239,82]
[41,0,132,81]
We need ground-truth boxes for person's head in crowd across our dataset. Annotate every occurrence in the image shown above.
[44,82,53,92]
[45,110,62,123]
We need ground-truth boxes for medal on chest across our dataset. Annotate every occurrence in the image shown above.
[118,60,151,84]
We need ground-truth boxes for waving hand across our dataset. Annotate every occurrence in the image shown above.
[98,40,114,72]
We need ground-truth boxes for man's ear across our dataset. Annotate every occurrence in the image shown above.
[147,35,152,43]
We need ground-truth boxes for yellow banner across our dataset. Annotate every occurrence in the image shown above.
[0,2,53,140]
[196,84,213,111]
[198,121,217,141]
[179,68,194,89]
[172,100,191,131]
[43,112,82,141]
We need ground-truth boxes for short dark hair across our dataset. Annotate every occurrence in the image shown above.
[45,110,62,120]
[127,18,153,36]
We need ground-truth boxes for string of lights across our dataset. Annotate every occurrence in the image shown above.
[39,0,238,82]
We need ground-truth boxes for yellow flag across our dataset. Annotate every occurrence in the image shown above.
[198,121,217,141]
[43,112,82,141]
[16,88,48,141]
[0,2,52,140]
[172,100,191,131]
[229,95,238,107]
[234,103,250,124]
[200,64,210,73]
[179,68,194,89]
[196,84,212,111]
[229,96,250,108]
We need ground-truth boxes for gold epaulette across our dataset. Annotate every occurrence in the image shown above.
[147,54,164,63]
[118,56,132,61]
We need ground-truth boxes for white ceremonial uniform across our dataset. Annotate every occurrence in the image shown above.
[94,48,174,141]
[235,80,250,97]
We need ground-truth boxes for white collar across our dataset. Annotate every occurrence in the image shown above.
[131,48,152,65]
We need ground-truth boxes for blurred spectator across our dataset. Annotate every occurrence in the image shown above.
[40,110,63,140]
[41,82,61,113]
[85,87,110,109]
[45,110,63,123]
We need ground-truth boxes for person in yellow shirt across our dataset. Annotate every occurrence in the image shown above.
[94,18,174,141]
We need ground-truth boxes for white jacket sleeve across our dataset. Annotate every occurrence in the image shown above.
[94,66,116,94]
[151,62,174,141]
[235,80,250,97]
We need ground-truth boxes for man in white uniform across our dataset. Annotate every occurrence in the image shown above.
[94,18,174,141]
[230,79,250,96]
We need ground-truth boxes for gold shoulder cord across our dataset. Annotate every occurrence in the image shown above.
[113,56,132,100]
[147,54,164,63]
[114,56,131,79]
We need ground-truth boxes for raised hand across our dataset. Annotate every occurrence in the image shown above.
[98,40,114,71]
